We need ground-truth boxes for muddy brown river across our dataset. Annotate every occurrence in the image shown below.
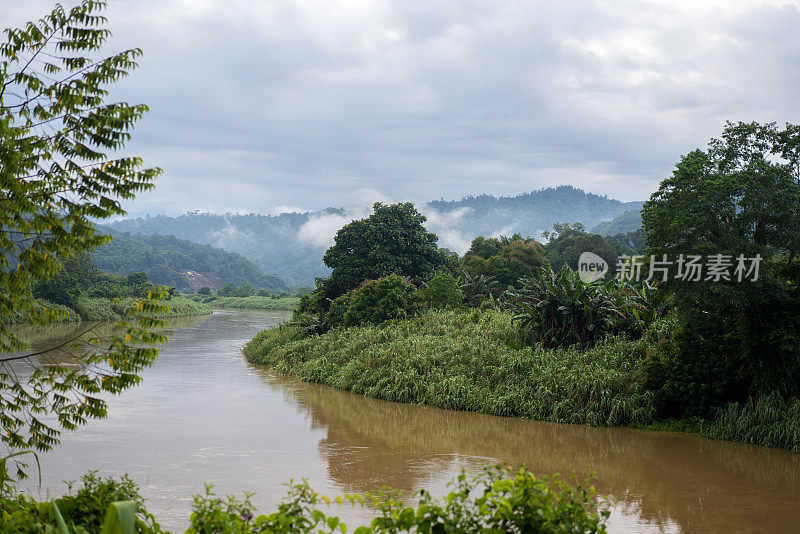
[11,310,800,533]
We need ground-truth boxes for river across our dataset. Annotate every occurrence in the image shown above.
[11,309,800,533]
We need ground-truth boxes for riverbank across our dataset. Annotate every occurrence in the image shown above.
[0,295,211,324]
[204,295,299,311]
[244,309,800,452]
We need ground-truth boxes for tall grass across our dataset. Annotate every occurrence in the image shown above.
[245,309,656,427]
[702,393,800,452]
[209,295,299,311]
[73,295,211,321]
[0,299,81,324]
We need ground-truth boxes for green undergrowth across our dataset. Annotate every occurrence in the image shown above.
[245,309,657,427]
[208,295,299,311]
[0,299,81,325]
[73,295,211,322]
[246,309,800,452]
[1,466,607,533]
[701,393,800,453]
[635,417,703,434]
[2,296,211,324]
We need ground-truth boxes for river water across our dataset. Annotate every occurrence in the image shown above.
[11,310,800,533]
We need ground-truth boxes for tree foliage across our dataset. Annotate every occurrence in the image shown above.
[92,232,289,291]
[641,121,800,413]
[543,223,618,275]
[318,202,454,302]
[0,1,166,466]
[462,234,548,290]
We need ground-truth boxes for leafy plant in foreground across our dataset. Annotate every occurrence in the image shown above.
[187,466,608,533]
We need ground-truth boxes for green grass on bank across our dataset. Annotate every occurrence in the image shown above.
[74,295,212,321]
[1,295,211,324]
[701,393,800,453]
[207,295,299,311]
[245,308,800,452]
[0,298,82,325]
[245,309,657,427]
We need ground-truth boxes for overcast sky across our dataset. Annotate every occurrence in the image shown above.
[5,0,800,217]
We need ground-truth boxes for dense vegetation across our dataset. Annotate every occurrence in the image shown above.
[105,187,641,285]
[0,466,608,533]
[248,122,800,454]
[246,309,655,426]
[92,232,289,292]
[1,252,211,324]
[202,295,300,311]
[591,209,642,236]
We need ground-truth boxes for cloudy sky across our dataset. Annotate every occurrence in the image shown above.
[5,0,800,217]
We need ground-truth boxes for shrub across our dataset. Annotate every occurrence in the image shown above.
[198,286,211,296]
[341,275,421,327]
[422,272,463,309]
[638,315,744,417]
[459,270,499,308]
[326,290,355,328]
[507,267,622,348]
[186,466,608,534]
[0,471,163,533]
[233,283,255,297]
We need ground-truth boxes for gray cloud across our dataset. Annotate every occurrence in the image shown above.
[5,0,800,217]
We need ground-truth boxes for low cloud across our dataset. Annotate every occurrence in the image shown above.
[212,220,252,248]
[490,224,518,239]
[296,211,363,248]
[420,206,474,254]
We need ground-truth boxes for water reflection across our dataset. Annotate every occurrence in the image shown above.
[10,310,799,534]
[256,372,800,534]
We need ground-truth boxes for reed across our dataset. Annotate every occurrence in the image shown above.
[702,393,800,452]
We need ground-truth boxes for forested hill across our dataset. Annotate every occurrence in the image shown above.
[590,209,643,236]
[92,233,289,292]
[426,186,642,239]
[106,187,642,285]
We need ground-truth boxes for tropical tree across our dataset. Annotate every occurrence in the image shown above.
[641,121,800,413]
[317,202,455,302]
[0,0,165,472]
[507,267,626,348]
[543,224,618,275]
[462,234,548,290]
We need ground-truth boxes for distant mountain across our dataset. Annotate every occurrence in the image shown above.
[106,187,643,285]
[426,186,643,241]
[92,232,289,292]
[591,209,643,236]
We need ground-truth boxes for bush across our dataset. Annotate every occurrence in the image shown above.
[198,286,211,296]
[638,315,743,417]
[0,472,163,533]
[340,275,421,328]
[186,466,608,533]
[422,272,463,309]
[233,283,255,297]
[507,268,621,348]
[326,290,355,328]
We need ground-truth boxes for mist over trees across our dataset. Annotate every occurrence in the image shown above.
[105,187,641,285]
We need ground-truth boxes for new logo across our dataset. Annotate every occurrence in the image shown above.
[577,252,608,283]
